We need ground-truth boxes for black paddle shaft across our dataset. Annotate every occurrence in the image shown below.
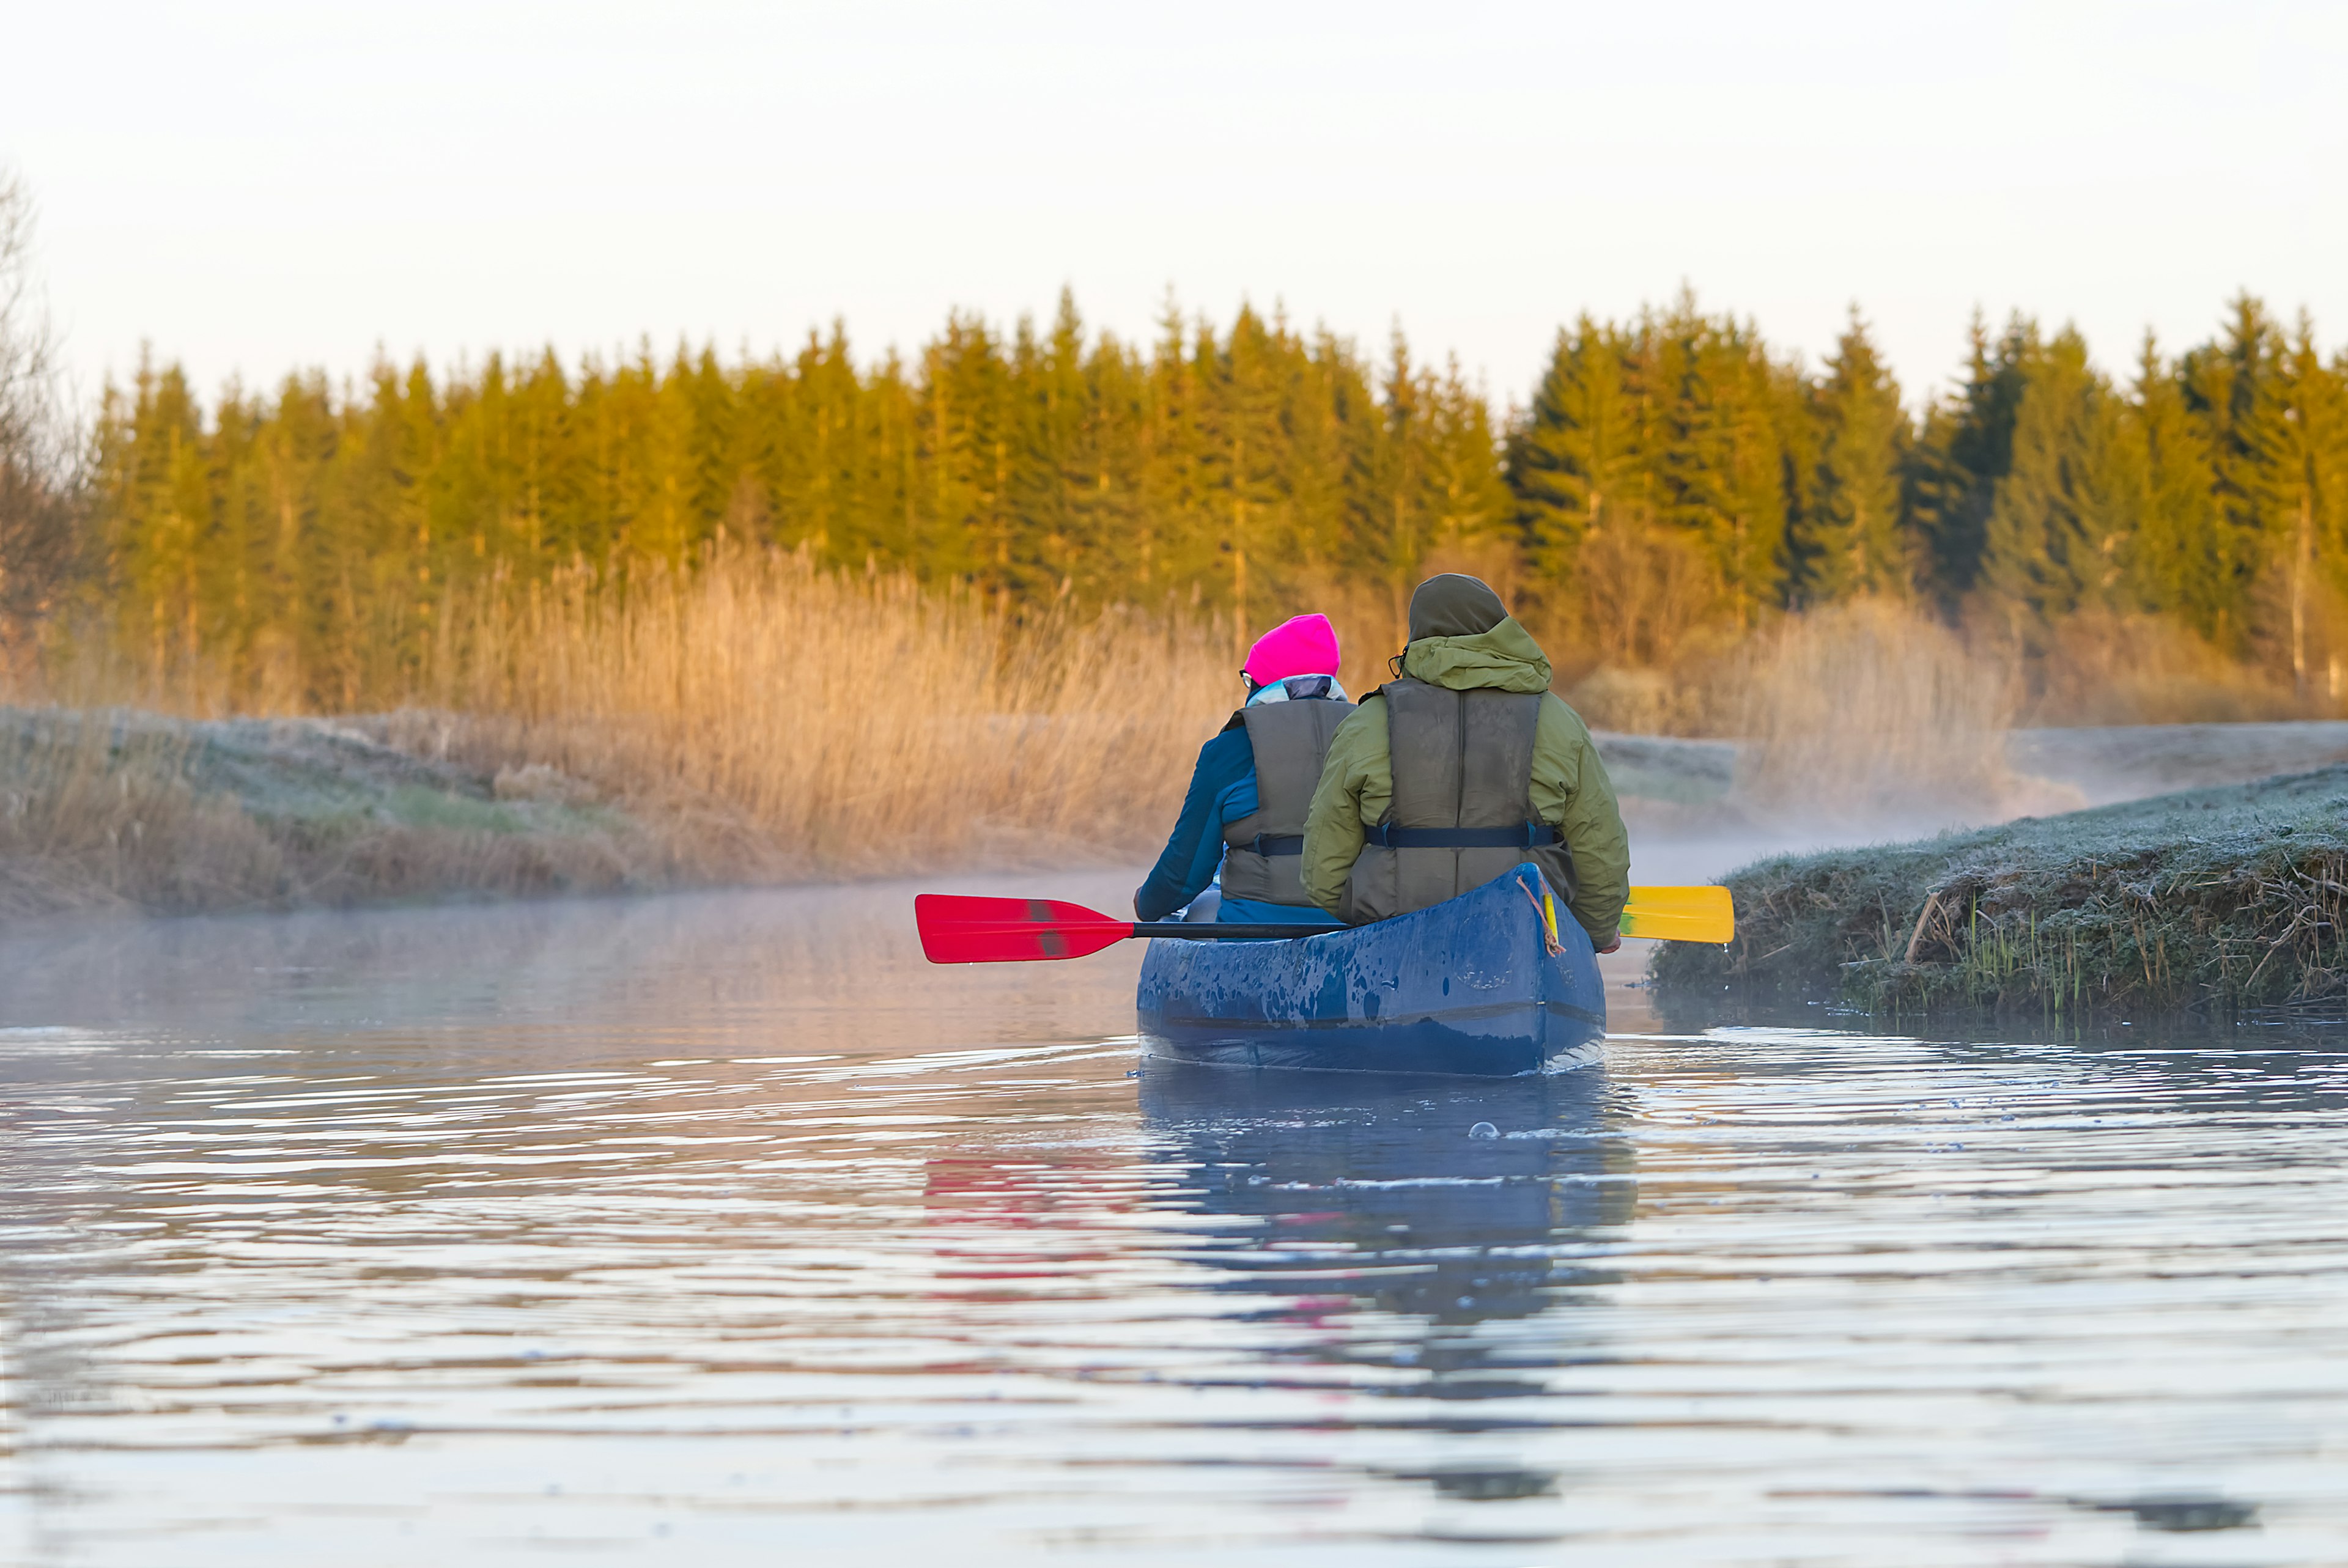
[1131,921,1346,940]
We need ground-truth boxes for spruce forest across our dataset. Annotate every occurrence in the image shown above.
[66,289,2348,725]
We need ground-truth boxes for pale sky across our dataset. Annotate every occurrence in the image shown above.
[6,0,2344,415]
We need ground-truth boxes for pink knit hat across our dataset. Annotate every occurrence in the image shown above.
[1244,613,1342,686]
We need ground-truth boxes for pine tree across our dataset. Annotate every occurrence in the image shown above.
[1793,309,1910,604]
[1977,327,2133,633]
[1209,303,1293,635]
[1422,356,1513,562]
[1006,290,1087,598]
[1072,325,1151,600]
[1505,317,1641,597]
[2121,334,2221,633]
[1907,312,2032,602]
[261,370,345,707]
[2181,294,2289,659]
[1274,323,1356,584]
[1651,302,1793,621]
[917,311,1013,594]
[99,358,209,691]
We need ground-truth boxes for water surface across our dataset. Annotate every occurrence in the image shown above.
[4,877,2346,1565]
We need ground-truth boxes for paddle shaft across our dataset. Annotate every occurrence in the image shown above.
[1133,921,1345,940]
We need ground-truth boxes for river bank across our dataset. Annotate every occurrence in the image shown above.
[13,705,2348,935]
[0,707,740,920]
[1,705,1743,921]
[1653,764,2348,1019]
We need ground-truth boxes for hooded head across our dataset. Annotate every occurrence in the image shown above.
[1406,574,1509,641]
[1397,574,1552,693]
[1244,613,1342,688]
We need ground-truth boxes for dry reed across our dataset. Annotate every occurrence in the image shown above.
[2023,608,2327,726]
[1731,598,2021,819]
[417,547,1239,877]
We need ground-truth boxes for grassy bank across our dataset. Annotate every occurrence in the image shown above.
[1652,767,2348,1019]
[0,708,711,918]
[0,692,1222,922]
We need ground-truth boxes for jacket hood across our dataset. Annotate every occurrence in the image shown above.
[1399,616,1553,693]
[1407,573,1509,639]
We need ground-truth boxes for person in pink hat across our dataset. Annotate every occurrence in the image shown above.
[1135,613,1354,924]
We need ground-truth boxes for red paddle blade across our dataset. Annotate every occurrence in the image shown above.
[914,894,1135,964]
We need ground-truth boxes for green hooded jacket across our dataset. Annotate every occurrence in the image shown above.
[1300,617,1630,944]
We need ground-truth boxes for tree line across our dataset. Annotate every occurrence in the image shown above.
[29,281,2348,713]
[1514,294,2347,694]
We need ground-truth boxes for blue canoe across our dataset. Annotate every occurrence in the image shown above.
[1135,864,1606,1077]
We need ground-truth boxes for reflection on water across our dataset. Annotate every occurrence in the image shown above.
[1137,1066,1631,1413]
[4,880,2348,1564]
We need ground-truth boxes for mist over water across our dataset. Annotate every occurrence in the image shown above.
[4,862,2348,1565]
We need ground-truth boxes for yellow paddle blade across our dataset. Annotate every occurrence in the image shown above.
[1620,884,1735,944]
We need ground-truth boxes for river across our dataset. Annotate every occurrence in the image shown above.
[3,872,2345,1565]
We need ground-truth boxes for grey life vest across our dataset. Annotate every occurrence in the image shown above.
[1219,679,1354,907]
[1338,677,1576,924]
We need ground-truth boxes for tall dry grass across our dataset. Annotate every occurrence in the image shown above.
[418,547,1238,877]
[1730,598,2025,819]
[2022,608,2328,726]
[420,561,2078,853]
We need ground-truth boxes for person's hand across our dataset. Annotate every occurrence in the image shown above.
[1596,932,1622,955]
[1133,890,1146,919]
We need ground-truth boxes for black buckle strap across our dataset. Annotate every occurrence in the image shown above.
[1239,833,1304,857]
[1363,822,1557,849]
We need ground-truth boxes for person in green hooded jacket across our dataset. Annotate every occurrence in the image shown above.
[1301,573,1629,951]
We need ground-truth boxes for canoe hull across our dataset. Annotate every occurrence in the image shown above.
[1136,866,1605,1077]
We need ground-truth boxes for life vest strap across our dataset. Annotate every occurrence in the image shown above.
[1364,822,1557,849]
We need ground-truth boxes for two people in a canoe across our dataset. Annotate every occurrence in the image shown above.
[1134,611,1359,927]
[1302,574,1627,953]
[1138,574,1630,952]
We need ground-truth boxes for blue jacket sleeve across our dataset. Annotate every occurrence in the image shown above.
[1135,727,1255,921]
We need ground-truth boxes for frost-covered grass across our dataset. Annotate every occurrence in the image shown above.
[1652,765,2348,1018]
[0,709,677,919]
